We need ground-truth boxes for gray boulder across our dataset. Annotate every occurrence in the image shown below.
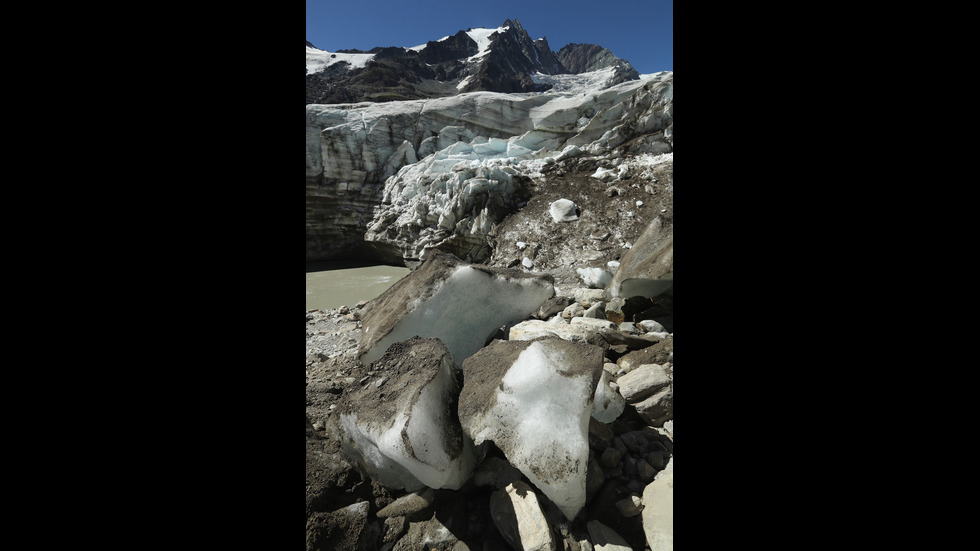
[642,458,673,551]
[616,363,673,427]
[615,363,671,403]
[490,480,557,551]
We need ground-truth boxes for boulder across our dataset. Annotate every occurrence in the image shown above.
[508,319,609,348]
[490,480,557,551]
[358,250,554,365]
[606,216,673,299]
[615,364,671,403]
[336,336,480,491]
[633,386,673,427]
[642,458,673,551]
[616,363,673,427]
[459,338,605,520]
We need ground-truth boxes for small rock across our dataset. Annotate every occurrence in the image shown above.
[616,364,671,403]
[638,319,666,333]
[382,516,406,543]
[599,446,622,468]
[614,495,643,518]
[561,303,586,320]
[522,257,534,269]
[618,322,640,334]
[517,241,527,250]
[582,302,606,319]
[376,488,436,519]
[637,459,657,481]
[490,481,556,551]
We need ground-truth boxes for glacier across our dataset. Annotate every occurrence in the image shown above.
[306,70,672,264]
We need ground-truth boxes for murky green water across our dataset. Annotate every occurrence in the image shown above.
[306,260,410,311]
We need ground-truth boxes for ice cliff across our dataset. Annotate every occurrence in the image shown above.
[306,70,672,264]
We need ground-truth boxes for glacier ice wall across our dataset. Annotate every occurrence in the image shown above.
[305,71,672,263]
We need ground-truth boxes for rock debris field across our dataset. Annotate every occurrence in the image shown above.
[307,246,673,550]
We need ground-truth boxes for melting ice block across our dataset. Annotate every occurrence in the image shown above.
[337,336,480,491]
[606,215,673,299]
[458,338,605,520]
[549,198,579,222]
[358,251,555,366]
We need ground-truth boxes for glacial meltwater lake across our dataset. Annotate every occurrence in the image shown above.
[306,260,411,311]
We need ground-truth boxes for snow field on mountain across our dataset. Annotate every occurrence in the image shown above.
[306,45,374,74]
[407,24,510,59]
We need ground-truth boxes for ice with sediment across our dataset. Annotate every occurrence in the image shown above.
[359,255,555,366]
[460,339,605,520]
[338,337,479,491]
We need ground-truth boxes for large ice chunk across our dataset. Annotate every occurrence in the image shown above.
[337,336,480,491]
[458,338,605,520]
[358,251,555,366]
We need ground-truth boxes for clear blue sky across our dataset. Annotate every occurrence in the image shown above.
[306,0,672,74]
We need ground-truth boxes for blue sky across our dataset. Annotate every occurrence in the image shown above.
[306,0,672,74]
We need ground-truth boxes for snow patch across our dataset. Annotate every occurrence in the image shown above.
[306,45,374,75]
[530,67,618,95]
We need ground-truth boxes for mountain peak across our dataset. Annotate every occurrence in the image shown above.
[306,19,638,104]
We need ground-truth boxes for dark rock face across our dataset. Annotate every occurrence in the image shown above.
[557,42,641,87]
[418,30,478,64]
[461,19,565,94]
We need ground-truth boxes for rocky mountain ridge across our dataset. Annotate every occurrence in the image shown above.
[306,19,639,105]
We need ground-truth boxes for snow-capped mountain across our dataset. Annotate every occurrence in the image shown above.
[306,18,639,104]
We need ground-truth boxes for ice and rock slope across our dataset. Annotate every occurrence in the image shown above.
[306,70,672,264]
